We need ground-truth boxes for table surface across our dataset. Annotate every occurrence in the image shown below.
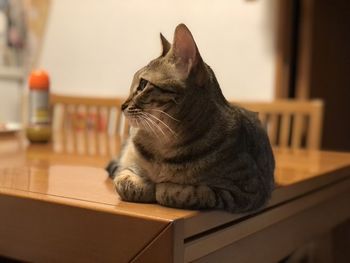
[1,133,350,239]
[1,133,350,262]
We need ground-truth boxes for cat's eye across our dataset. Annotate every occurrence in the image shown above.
[137,78,148,92]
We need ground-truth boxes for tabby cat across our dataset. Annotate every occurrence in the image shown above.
[106,24,275,213]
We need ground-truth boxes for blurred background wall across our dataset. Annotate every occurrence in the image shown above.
[1,0,277,121]
[38,0,277,100]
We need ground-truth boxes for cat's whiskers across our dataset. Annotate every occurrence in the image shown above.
[139,112,167,139]
[143,112,177,138]
[126,113,137,127]
[125,110,161,137]
[147,109,180,122]
[138,115,159,137]
[135,112,167,139]
[140,115,165,137]
[127,111,143,128]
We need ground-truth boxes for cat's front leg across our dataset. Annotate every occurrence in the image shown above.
[114,169,156,203]
[156,183,219,210]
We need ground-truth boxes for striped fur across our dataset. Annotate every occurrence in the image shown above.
[107,24,275,213]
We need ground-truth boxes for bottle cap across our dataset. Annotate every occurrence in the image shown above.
[29,70,50,90]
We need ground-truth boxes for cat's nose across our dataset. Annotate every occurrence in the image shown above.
[121,103,128,111]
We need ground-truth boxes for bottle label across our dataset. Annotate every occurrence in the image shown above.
[29,91,51,124]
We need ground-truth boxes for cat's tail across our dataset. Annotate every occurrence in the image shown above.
[105,160,119,179]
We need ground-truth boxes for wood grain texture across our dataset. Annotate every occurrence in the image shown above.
[0,135,350,229]
[0,194,170,263]
[0,134,350,262]
[132,223,174,263]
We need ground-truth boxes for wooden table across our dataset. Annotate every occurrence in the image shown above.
[0,133,350,262]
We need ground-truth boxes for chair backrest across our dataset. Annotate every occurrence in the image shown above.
[50,95,323,152]
[50,94,128,156]
[235,100,324,150]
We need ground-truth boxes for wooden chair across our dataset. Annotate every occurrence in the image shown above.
[50,94,129,155]
[235,100,324,150]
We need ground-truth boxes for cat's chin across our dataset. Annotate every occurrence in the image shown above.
[127,120,151,134]
[127,118,141,128]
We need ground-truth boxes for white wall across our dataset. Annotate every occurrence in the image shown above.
[40,0,277,101]
[0,78,22,122]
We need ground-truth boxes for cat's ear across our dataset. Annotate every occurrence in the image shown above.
[172,24,206,85]
[172,24,197,73]
[160,33,171,56]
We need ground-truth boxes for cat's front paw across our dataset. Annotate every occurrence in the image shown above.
[114,171,156,203]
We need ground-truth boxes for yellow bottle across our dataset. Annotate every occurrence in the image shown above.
[26,70,52,143]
